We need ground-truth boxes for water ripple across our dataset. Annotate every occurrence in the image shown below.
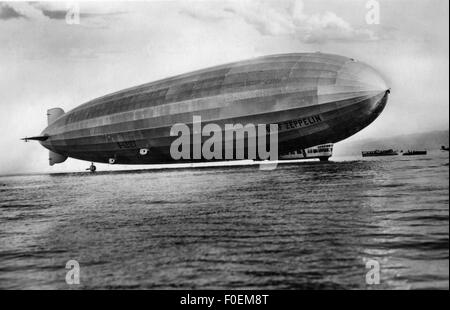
[0,153,448,289]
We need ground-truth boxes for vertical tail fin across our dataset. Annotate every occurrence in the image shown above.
[47,108,67,165]
[49,151,67,166]
[47,108,65,125]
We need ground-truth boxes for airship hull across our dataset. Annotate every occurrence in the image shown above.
[39,53,389,165]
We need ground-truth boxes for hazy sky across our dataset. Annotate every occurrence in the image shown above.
[0,0,448,174]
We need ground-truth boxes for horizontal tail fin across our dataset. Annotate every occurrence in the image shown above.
[21,135,49,142]
[22,108,68,166]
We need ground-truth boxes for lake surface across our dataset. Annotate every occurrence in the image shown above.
[0,153,448,289]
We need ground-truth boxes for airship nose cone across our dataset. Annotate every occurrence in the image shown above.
[315,57,390,143]
[336,59,388,93]
[317,58,389,107]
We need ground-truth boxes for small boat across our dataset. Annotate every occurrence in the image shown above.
[441,146,449,151]
[85,162,97,173]
[362,149,398,157]
[280,143,333,162]
[403,150,427,156]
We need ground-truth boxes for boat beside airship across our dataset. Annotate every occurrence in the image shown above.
[280,143,334,162]
[22,52,390,167]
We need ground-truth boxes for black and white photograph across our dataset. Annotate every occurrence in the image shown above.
[0,0,448,294]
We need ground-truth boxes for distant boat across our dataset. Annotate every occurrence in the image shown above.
[362,149,398,157]
[441,146,449,151]
[403,150,427,156]
[280,143,333,162]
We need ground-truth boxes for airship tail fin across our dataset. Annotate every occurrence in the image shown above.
[49,150,67,166]
[46,108,67,165]
[47,108,65,125]
[21,135,49,142]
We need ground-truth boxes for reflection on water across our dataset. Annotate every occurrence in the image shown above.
[0,153,448,289]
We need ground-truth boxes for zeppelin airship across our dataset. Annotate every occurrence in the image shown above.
[23,53,389,167]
